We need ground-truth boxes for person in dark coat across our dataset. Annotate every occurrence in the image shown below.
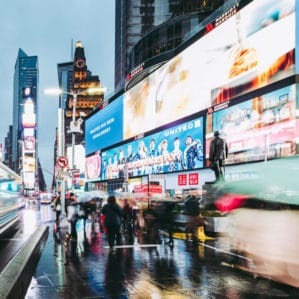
[101,195,123,249]
[209,131,228,181]
[53,194,61,225]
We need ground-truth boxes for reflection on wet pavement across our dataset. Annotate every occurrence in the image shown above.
[25,205,299,298]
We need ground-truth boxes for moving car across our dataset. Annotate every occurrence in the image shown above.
[38,192,54,204]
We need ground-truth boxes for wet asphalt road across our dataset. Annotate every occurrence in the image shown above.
[23,204,299,299]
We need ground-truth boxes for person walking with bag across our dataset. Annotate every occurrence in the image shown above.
[209,131,228,181]
[101,195,123,250]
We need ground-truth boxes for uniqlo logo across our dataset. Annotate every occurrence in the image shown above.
[178,174,187,186]
[189,173,199,185]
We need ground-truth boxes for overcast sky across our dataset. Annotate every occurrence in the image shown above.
[0,0,115,188]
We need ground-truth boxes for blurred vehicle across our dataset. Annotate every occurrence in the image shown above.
[210,156,299,288]
[147,197,204,234]
[38,192,54,204]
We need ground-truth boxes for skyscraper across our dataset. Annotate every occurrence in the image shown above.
[54,41,103,184]
[12,49,38,175]
[115,0,180,91]
[67,41,103,147]
[54,61,74,159]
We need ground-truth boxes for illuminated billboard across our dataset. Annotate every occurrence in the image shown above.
[85,95,123,155]
[123,0,295,140]
[205,84,296,164]
[23,172,35,189]
[101,117,203,180]
[23,136,35,152]
[23,155,36,172]
[23,128,35,137]
[22,98,36,128]
[85,151,101,180]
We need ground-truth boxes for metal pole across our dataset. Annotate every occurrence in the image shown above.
[58,107,66,218]
[71,93,77,170]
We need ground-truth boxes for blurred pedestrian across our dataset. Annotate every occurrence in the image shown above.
[149,201,175,246]
[122,199,133,225]
[209,131,228,181]
[122,199,134,243]
[159,202,175,246]
[53,194,62,226]
[66,192,78,239]
[102,195,123,250]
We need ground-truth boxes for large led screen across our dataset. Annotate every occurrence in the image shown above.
[85,152,101,180]
[101,117,204,180]
[205,84,296,164]
[124,0,295,140]
[85,95,123,155]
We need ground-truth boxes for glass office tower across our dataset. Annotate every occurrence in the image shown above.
[12,49,38,174]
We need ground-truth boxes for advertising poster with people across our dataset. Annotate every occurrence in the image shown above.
[205,84,296,165]
[123,0,295,140]
[101,118,204,180]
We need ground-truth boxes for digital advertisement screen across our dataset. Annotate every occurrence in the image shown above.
[205,84,296,165]
[23,128,35,137]
[85,152,101,180]
[123,0,295,140]
[101,117,204,180]
[23,136,35,152]
[23,156,36,172]
[85,95,123,155]
[23,172,35,189]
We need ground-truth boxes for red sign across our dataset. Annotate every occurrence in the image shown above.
[133,184,163,194]
[178,174,187,186]
[56,156,68,169]
[189,173,199,185]
[149,184,163,194]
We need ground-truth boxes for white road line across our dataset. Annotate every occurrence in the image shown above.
[104,244,159,249]
[198,241,252,261]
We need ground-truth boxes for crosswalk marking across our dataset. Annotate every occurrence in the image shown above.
[104,244,159,249]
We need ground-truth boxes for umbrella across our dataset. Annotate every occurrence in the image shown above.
[78,190,108,203]
[214,193,251,212]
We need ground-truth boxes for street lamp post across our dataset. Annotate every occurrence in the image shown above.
[44,86,107,196]
[71,92,78,170]
[68,87,107,171]
[58,104,67,218]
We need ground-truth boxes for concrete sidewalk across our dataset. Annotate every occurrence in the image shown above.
[0,225,49,299]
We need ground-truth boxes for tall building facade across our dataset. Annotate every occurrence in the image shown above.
[56,62,73,153]
[115,0,182,91]
[54,41,104,188]
[12,49,38,186]
[66,41,104,147]
[4,125,13,169]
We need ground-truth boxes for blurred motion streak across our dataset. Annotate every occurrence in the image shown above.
[211,157,299,287]
[229,209,299,287]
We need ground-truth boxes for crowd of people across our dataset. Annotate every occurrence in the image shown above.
[53,192,205,251]
[53,193,189,250]
[53,193,139,250]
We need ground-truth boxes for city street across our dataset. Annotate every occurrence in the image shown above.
[23,203,299,299]
[0,1,298,298]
